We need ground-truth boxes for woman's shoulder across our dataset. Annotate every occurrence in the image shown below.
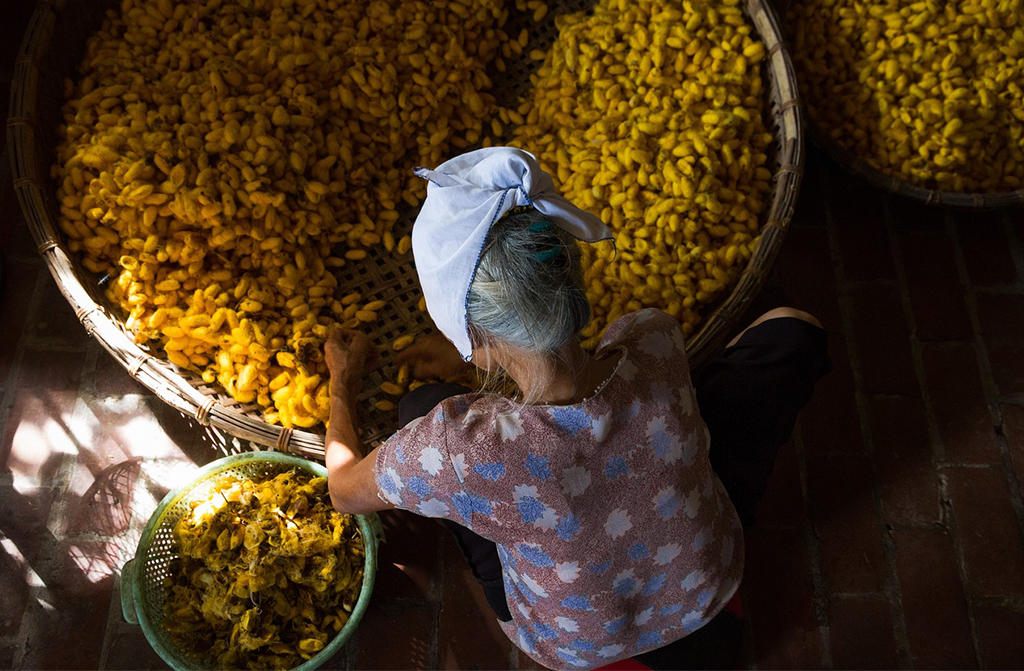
[599,308,686,354]
[406,391,516,445]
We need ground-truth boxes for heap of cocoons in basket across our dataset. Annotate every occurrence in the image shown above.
[510,0,774,344]
[790,0,1024,193]
[53,0,516,428]
[53,0,778,428]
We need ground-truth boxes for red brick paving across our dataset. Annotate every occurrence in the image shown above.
[777,225,843,332]
[798,335,865,456]
[0,483,55,566]
[868,396,941,526]
[1003,404,1024,490]
[945,467,1024,599]
[0,552,31,637]
[972,604,1024,670]
[826,597,900,670]
[848,282,922,397]
[894,529,978,669]
[742,529,823,669]
[353,601,437,669]
[372,510,444,601]
[985,340,1024,397]
[100,627,169,671]
[807,455,888,594]
[16,349,86,392]
[439,533,515,669]
[1,389,81,483]
[921,344,1002,464]
[32,578,112,670]
[91,351,149,397]
[834,206,896,282]
[954,215,1021,287]
[899,228,974,342]
[0,260,40,385]
[884,192,947,232]
[976,292,1024,339]
[24,278,88,347]
[2,16,1024,671]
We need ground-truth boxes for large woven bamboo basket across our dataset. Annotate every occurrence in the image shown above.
[9,0,803,461]
[771,0,1024,210]
[808,121,1024,209]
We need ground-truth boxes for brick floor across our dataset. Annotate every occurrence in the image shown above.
[3,13,1024,671]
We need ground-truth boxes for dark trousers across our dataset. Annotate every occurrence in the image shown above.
[397,318,831,665]
[397,382,513,621]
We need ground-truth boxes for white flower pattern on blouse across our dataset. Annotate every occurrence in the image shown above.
[374,309,744,670]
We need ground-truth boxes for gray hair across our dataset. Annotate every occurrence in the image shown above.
[466,208,591,354]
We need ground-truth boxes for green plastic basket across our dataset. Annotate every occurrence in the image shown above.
[120,451,383,671]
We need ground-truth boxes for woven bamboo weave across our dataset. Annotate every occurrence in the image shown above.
[9,0,804,460]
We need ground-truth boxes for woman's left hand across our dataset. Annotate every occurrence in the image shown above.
[325,328,381,393]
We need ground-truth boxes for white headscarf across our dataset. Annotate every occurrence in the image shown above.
[411,147,613,361]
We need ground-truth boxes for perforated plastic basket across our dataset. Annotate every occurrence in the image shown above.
[119,451,383,671]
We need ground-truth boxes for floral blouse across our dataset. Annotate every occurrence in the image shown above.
[374,309,744,669]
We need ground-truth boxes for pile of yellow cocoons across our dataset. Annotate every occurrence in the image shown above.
[510,0,774,344]
[53,0,513,428]
[790,0,1024,193]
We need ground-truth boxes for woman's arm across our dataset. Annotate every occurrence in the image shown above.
[324,329,395,515]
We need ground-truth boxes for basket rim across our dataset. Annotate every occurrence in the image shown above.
[684,0,804,366]
[806,118,1024,210]
[126,451,380,671]
[9,0,805,458]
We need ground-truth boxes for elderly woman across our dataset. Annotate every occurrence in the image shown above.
[323,148,829,670]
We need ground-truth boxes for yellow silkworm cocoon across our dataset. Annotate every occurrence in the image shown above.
[53,0,516,428]
[391,335,415,351]
[790,0,1024,193]
[504,0,772,344]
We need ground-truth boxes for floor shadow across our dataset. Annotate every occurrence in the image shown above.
[66,458,142,537]
[142,395,251,468]
[0,462,118,668]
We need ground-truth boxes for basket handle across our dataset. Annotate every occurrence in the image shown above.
[120,558,140,626]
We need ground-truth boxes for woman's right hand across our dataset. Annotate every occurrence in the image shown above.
[325,328,381,393]
[395,332,473,381]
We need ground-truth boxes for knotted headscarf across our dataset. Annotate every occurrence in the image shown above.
[412,147,613,361]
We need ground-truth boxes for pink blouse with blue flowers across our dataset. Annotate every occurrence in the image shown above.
[374,309,744,670]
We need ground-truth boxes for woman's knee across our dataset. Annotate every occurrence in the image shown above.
[754,307,823,329]
[728,307,823,348]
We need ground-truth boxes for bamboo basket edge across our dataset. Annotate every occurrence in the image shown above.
[808,120,1024,210]
[10,0,807,458]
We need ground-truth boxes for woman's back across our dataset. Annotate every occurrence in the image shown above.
[375,309,744,668]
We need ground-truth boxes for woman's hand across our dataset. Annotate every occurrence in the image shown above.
[395,332,473,381]
[322,328,392,515]
[325,328,381,393]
